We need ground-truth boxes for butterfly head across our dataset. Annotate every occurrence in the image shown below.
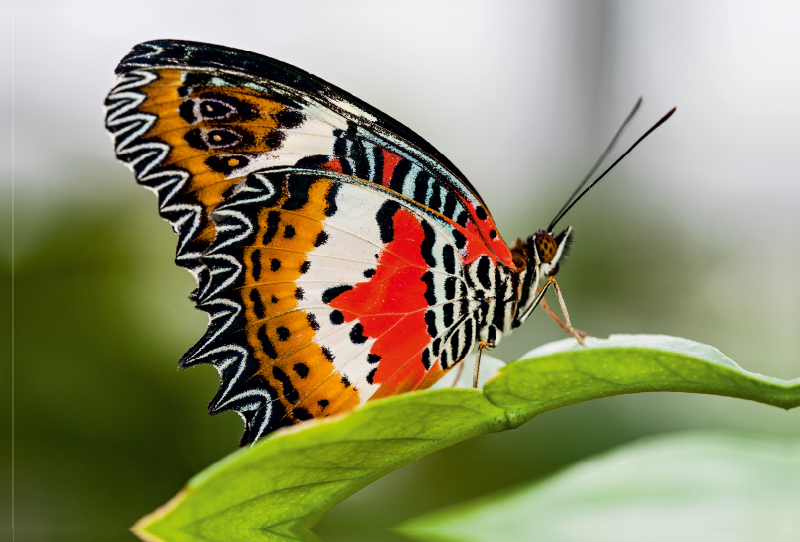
[507,226,573,329]
[529,226,573,278]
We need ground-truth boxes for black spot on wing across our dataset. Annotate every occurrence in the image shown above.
[443,192,458,219]
[258,325,278,359]
[445,276,457,300]
[420,221,437,268]
[389,158,412,193]
[413,172,429,205]
[263,130,286,149]
[314,231,329,247]
[178,100,195,123]
[340,157,354,176]
[282,176,314,211]
[332,137,354,176]
[249,289,266,320]
[274,109,305,129]
[370,144,385,183]
[452,228,466,250]
[477,257,492,289]
[349,139,369,180]
[198,99,233,119]
[421,348,431,370]
[421,271,436,306]
[272,366,298,404]
[250,249,262,281]
[443,303,454,328]
[307,312,320,331]
[207,128,246,148]
[276,326,291,341]
[330,310,344,325]
[333,134,348,157]
[184,128,208,150]
[206,155,249,176]
[376,200,401,244]
[262,211,281,245]
[324,183,340,217]
[449,332,460,364]
[322,285,353,304]
[425,310,437,337]
[196,91,258,122]
[293,407,312,421]
[293,362,309,378]
[428,185,442,212]
[349,323,368,344]
[443,244,456,274]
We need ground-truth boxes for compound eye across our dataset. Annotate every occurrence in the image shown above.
[535,233,558,263]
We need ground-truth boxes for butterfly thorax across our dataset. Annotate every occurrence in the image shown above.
[501,226,574,334]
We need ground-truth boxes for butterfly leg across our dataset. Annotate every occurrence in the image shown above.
[451,361,466,387]
[473,341,495,389]
[543,277,587,347]
[541,296,588,339]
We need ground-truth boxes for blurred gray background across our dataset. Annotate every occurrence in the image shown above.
[4,1,800,540]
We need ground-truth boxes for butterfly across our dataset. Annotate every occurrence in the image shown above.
[105,40,673,445]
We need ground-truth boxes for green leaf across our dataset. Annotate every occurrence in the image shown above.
[133,335,800,542]
[134,390,509,542]
[399,432,800,542]
[488,334,800,428]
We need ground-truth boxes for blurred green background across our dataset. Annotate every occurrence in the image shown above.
[6,1,800,541]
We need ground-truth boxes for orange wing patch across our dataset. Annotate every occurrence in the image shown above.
[240,178,360,425]
[135,68,296,245]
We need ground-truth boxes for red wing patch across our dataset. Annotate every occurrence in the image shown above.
[329,208,432,393]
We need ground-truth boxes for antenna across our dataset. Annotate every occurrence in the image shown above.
[548,98,642,232]
[548,106,676,232]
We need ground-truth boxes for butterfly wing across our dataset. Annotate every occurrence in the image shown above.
[105,40,516,444]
